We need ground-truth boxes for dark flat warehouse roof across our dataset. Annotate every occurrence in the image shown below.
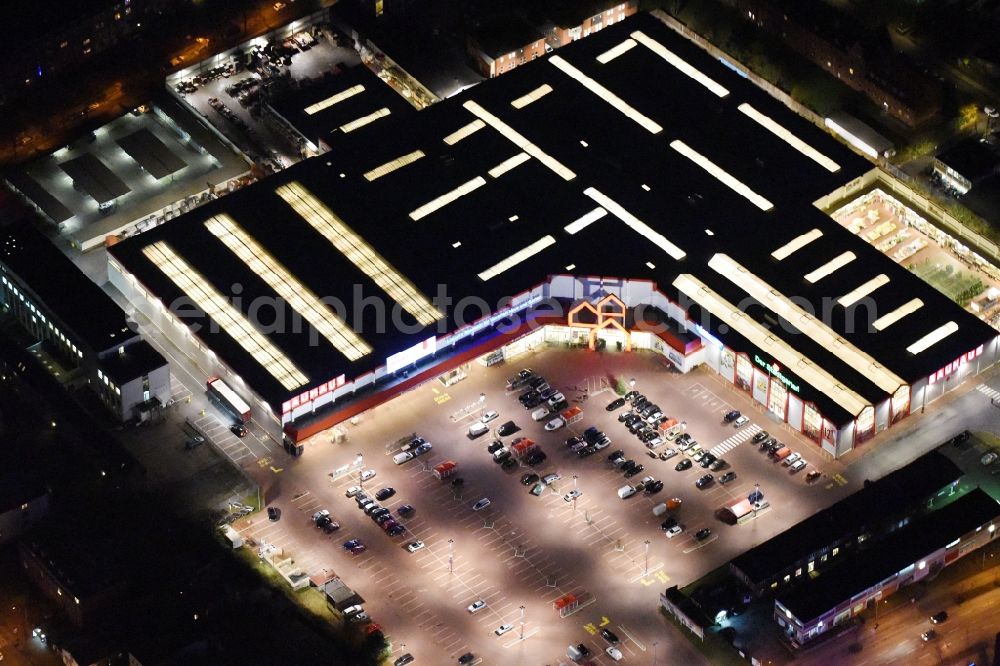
[731,450,962,584]
[108,13,996,416]
[0,222,136,355]
[777,488,1000,623]
[116,128,188,180]
[470,16,545,58]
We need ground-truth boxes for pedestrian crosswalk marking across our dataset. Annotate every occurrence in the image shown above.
[977,384,1000,400]
[709,424,762,457]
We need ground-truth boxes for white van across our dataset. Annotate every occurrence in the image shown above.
[468,422,489,438]
[531,407,550,421]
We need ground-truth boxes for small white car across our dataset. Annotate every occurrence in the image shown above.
[982,451,998,466]
[360,469,377,481]
[342,604,364,617]
[733,415,750,428]
[666,525,683,538]
[393,451,414,465]
[545,417,565,431]
[531,407,550,421]
[783,452,801,466]
[467,599,487,614]
[494,623,514,636]
[472,497,492,511]
[617,485,638,499]
[345,486,362,497]
[542,473,561,485]
[791,458,807,472]
[547,392,565,407]
[481,410,499,423]
[406,540,425,553]
[563,489,583,502]
[312,509,330,522]
[606,645,624,661]
[659,447,678,460]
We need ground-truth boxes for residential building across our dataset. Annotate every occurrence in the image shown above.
[468,16,548,78]
[0,473,49,545]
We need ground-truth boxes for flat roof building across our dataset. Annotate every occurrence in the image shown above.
[106,13,998,450]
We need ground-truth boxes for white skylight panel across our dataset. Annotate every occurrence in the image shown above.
[564,207,608,235]
[304,84,364,115]
[339,107,391,133]
[738,104,840,173]
[463,101,576,181]
[872,298,924,332]
[409,177,487,220]
[772,229,823,260]
[511,84,553,109]
[673,273,870,416]
[443,120,486,145]
[204,214,372,362]
[549,55,663,134]
[584,188,686,260]
[364,150,426,181]
[670,140,773,211]
[142,241,309,391]
[837,274,890,307]
[478,236,557,281]
[630,31,729,97]
[487,152,531,178]
[276,182,443,327]
[906,321,959,355]
[804,251,856,283]
[709,255,904,394]
[596,38,637,64]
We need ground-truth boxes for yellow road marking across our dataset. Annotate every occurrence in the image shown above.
[583,622,597,635]
[270,466,283,473]
[655,570,670,583]
[599,616,610,627]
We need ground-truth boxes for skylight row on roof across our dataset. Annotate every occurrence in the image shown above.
[737,104,841,173]
[838,274,890,307]
[708,254,904,394]
[409,177,487,221]
[564,207,608,235]
[304,84,365,115]
[142,241,309,391]
[804,251,855,283]
[673,273,870,416]
[275,182,443,327]
[478,235,557,281]
[772,229,823,261]
[872,298,923,332]
[596,39,637,64]
[340,108,391,134]
[906,321,959,355]
[669,140,774,211]
[630,31,729,98]
[443,120,486,145]
[549,55,663,134]
[203,214,372,362]
[364,150,426,182]
[584,188,686,260]
[462,101,576,181]
[511,84,553,109]
[488,152,531,178]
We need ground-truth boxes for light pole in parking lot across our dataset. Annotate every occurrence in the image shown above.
[572,475,579,511]
[644,539,651,575]
[629,377,636,393]
[479,392,486,417]
[519,604,526,640]
[652,640,659,664]
[356,452,364,488]
[448,538,454,573]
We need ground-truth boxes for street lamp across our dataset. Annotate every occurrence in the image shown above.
[448,538,454,573]
[653,640,659,665]
[519,604,526,640]
[479,392,486,417]
[644,539,651,575]
[573,475,579,511]
[356,452,365,488]
[629,377,636,392]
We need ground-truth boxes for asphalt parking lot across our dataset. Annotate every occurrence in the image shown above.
[237,347,861,664]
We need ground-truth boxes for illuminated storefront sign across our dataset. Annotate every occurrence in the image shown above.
[753,355,801,393]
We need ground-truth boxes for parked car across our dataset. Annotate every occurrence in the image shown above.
[600,628,620,644]
[675,459,692,471]
[375,487,396,501]
[405,540,425,553]
[607,397,626,411]
[752,430,769,443]
[695,474,714,488]
[393,451,414,465]
[644,480,664,495]
[542,473,561,484]
[564,489,583,502]
[617,484,638,499]
[267,506,281,521]
[700,453,717,468]
[487,440,504,454]
[345,486,362,497]
[397,504,415,517]
[791,459,807,472]
[312,509,331,524]
[695,528,712,541]
[494,624,514,636]
[360,469,377,481]
[733,415,749,427]
[529,482,545,496]
[921,630,936,641]
[472,498,492,511]
[526,451,548,466]
[468,599,487,614]
[723,409,740,423]
[624,464,645,478]
[806,469,822,482]
[930,611,948,624]
[783,452,801,466]
[665,525,683,538]
[659,447,679,460]
[981,451,998,466]
[521,473,539,485]
[709,458,727,471]
[231,423,248,437]
[481,410,499,423]
[719,471,737,484]
[394,654,414,666]
[545,417,565,431]
[498,421,518,436]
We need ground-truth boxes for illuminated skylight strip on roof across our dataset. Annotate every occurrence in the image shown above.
[478,236,557,281]
[673,273,870,416]
[564,207,608,234]
[772,229,823,261]
[584,188,686,260]
[596,38,637,64]
[738,104,840,173]
[304,84,364,115]
[804,251,856,283]
[511,84,553,109]
[364,150,426,182]
[838,274,890,307]
[824,117,878,159]
[549,55,663,134]
[488,152,531,178]
[443,120,485,145]
[340,108,391,133]
[409,177,487,220]
[204,214,372,362]
[670,140,773,211]
[709,255,904,394]
[276,182,443,327]
[142,241,309,391]
[463,101,576,180]
[630,31,729,97]
[872,298,924,331]
[906,321,959,355]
